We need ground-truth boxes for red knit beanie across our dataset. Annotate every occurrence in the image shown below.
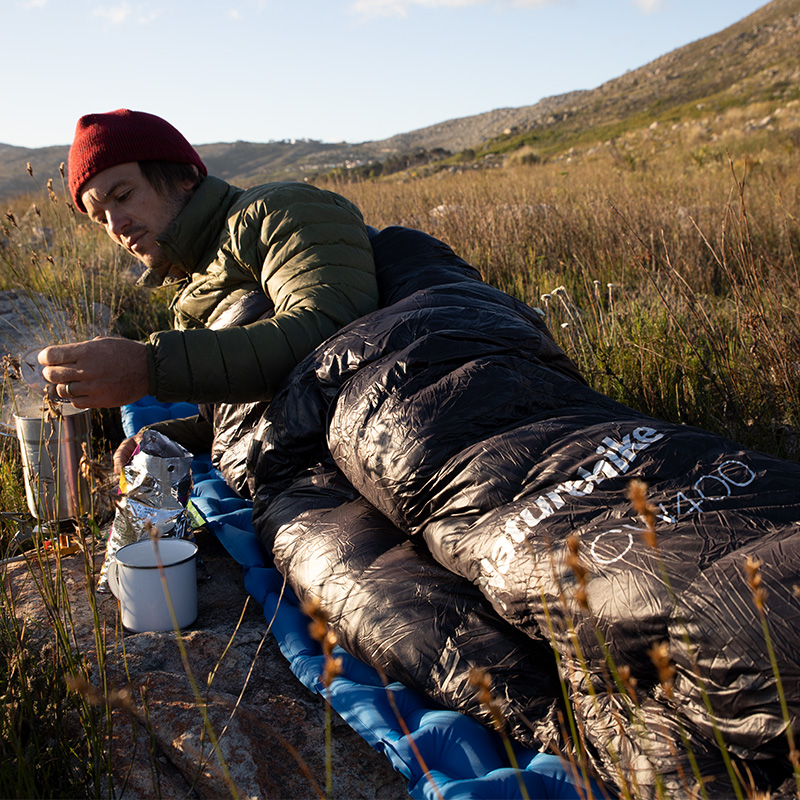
[68,109,207,212]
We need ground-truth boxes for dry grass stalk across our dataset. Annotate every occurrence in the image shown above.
[628,479,658,549]
[744,555,767,612]
[303,595,342,688]
[302,595,343,798]
[647,641,676,701]
[469,666,531,800]
[566,534,591,610]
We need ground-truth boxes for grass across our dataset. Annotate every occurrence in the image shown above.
[1,127,799,798]
[329,133,800,459]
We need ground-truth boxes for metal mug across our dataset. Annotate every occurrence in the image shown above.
[107,538,198,632]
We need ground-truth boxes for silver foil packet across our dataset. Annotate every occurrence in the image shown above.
[97,430,194,593]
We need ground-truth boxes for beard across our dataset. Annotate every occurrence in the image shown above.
[133,187,195,288]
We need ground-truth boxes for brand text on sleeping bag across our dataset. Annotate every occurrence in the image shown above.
[479,426,758,596]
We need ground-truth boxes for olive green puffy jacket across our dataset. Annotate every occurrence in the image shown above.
[145,176,378,403]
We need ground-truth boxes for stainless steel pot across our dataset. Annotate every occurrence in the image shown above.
[11,405,92,521]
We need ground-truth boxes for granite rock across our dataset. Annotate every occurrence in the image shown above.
[4,528,409,799]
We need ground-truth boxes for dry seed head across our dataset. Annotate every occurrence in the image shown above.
[322,655,343,688]
[628,478,658,549]
[80,442,117,515]
[302,596,334,652]
[744,555,767,612]
[79,442,104,484]
[109,686,138,715]
[146,519,165,542]
[648,641,675,698]
[618,664,639,703]
[566,534,591,610]
[565,535,588,580]
[468,667,491,693]
[302,596,342,687]
[468,667,505,732]
[3,353,22,381]
[302,595,325,624]
[66,675,104,706]
[5,210,17,227]
[46,389,63,420]
[308,617,327,643]
[66,675,139,716]
[26,162,33,177]
[59,161,65,177]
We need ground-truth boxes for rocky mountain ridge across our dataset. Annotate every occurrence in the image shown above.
[1,0,798,199]
[0,86,593,199]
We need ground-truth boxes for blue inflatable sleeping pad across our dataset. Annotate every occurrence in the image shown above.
[121,397,595,799]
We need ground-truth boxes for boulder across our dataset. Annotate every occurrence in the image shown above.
[3,528,409,799]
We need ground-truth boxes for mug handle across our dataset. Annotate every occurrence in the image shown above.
[108,559,120,598]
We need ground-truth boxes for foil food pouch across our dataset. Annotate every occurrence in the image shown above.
[97,430,194,593]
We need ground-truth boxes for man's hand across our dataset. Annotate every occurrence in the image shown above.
[39,337,150,409]
[113,433,144,475]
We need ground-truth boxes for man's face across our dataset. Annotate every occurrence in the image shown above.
[81,161,195,281]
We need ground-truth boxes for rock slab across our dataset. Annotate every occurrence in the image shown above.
[4,528,409,799]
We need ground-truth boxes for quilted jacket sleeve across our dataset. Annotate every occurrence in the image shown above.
[148,184,378,403]
[137,414,214,456]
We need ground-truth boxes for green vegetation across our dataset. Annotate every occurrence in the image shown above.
[1,102,799,796]
[0,172,188,797]
[321,147,452,182]
[328,115,800,458]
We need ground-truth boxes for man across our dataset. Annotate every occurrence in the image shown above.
[39,109,379,473]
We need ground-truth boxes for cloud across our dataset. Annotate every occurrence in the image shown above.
[92,2,132,23]
[632,0,666,13]
[19,0,47,8]
[91,2,162,24]
[138,8,161,22]
[226,1,268,21]
[349,0,564,19]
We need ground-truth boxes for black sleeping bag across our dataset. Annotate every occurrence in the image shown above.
[244,226,800,799]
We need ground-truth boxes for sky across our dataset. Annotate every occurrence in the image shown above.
[4,0,770,149]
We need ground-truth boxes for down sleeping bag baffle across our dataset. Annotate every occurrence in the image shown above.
[243,225,800,800]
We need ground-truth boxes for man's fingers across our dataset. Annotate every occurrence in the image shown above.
[38,344,78,366]
[38,345,85,387]
[113,435,142,474]
[34,337,148,409]
[41,365,83,386]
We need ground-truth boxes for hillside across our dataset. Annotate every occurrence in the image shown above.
[1,0,799,200]
[492,0,800,143]
[0,89,595,200]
